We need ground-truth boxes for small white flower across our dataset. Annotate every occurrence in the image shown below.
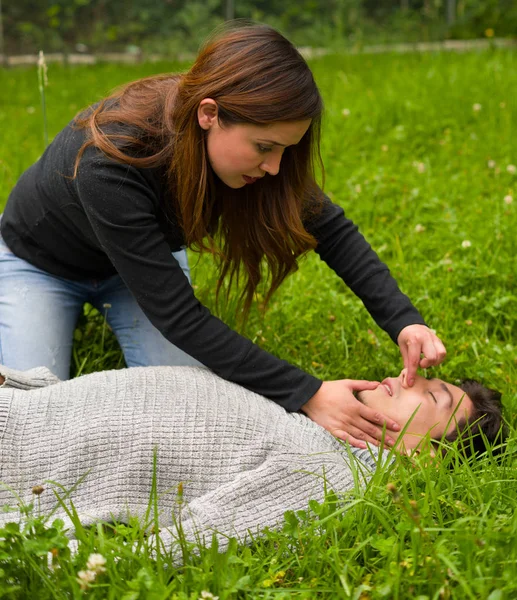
[414,224,426,233]
[77,569,97,590]
[472,103,482,112]
[412,161,426,173]
[354,184,362,193]
[487,160,496,169]
[461,240,472,248]
[341,108,351,117]
[381,144,389,152]
[506,164,516,174]
[504,194,513,205]
[200,592,219,600]
[86,553,107,573]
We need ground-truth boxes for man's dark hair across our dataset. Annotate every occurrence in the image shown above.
[441,379,507,457]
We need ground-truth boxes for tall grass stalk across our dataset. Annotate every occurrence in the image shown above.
[37,50,49,148]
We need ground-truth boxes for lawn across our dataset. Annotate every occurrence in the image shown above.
[0,49,516,598]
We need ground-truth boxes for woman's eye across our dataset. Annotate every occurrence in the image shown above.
[257,145,272,153]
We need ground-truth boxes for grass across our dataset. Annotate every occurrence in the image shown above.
[0,48,516,598]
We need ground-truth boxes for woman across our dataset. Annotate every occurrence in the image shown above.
[0,23,445,447]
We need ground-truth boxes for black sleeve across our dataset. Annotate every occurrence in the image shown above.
[74,151,322,412]
[305,197,427,343]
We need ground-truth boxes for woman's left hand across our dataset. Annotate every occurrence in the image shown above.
[397,324,446,387]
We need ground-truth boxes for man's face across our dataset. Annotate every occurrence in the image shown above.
[203,118,311,189]
[358,372,474,451]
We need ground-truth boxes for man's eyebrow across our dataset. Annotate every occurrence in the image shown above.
[440,382,453,409]
[256,138,288,147]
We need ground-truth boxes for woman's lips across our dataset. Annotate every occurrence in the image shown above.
[242,175,259,184]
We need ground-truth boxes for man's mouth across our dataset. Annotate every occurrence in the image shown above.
[381,379,393,396]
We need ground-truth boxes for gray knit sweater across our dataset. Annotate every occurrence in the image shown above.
[0,365,387,555]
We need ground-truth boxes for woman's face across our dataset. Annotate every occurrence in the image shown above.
[197,99,311,189]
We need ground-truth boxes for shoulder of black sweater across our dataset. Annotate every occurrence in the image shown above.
[70,119,171,199]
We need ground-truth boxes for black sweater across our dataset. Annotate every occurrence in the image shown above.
[1,121,426,411]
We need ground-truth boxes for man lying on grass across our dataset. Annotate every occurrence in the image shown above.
[0,364,504,559]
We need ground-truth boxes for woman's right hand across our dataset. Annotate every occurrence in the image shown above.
[300,380,401,449]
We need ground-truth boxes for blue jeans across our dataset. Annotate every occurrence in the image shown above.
[0,221,201,379]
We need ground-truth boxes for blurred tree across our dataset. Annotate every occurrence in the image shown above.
[447,0,456,24]
[1,0,515,55]
[225,0,235,20]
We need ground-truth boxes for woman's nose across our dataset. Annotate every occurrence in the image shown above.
[260,154,282,176]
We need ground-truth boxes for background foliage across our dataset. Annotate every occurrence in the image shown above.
[2,0,517,56]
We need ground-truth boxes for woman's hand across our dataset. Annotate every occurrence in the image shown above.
[397,324,447,387]
[300,380,401,449]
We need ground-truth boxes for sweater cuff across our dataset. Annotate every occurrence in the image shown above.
[0,365,62,390]
[286,376,323,412]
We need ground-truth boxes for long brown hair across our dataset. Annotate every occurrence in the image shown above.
[75,22,324,316]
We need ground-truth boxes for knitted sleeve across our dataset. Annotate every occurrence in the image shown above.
[156,452,362,560]
[0,365,62,390]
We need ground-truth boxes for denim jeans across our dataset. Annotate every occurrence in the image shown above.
[0,218,201,379]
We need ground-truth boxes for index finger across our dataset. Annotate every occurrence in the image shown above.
[344,380,381,392]
[359,403,401,432]
[401,336,423,387]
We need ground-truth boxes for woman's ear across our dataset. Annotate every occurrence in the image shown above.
[197,98,219,130]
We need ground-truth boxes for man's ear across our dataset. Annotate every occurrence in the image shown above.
[197,98,219,130]
[408,437,441,469]
[412,435,438,457]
